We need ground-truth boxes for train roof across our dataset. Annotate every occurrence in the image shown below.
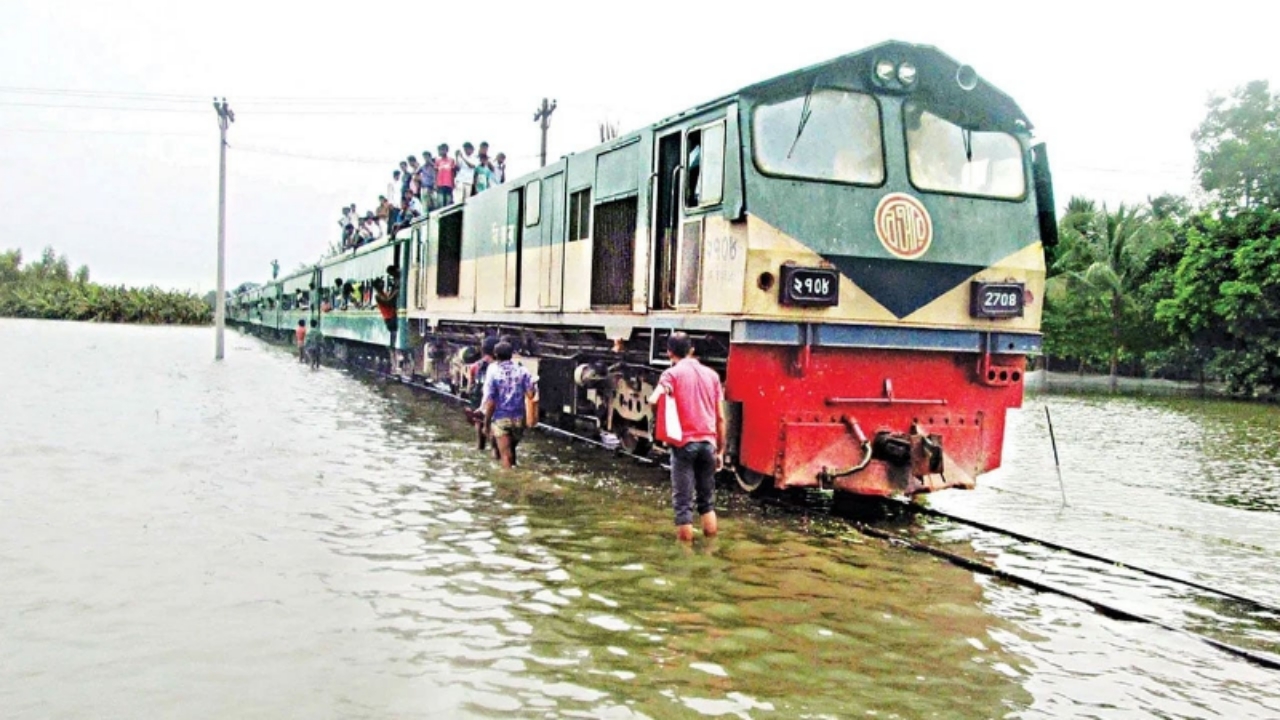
[740,40,1030,131]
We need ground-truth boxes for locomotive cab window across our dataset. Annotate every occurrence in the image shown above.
[685,121,725,208]
[752,89,884,185]
[904,101,1025,200]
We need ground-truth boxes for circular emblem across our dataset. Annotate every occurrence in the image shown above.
[874,193,933,259]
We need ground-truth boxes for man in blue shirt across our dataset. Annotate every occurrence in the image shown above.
[482,341,537,469]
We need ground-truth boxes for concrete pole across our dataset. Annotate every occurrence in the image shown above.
[213,98,233,360]
[533,98,557,168]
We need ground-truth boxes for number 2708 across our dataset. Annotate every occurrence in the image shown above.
[983,291,1019,307]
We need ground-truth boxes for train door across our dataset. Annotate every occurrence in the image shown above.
[505,187,525,308]
[539,171,566,310]
[413,227,428,311]
[651,132,684,309]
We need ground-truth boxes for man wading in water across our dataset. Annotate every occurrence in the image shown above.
[467,336,499,452]
[648,332,724,543]
[481,341,536,469]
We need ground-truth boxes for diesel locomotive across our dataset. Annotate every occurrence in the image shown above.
[230,40,1057,499]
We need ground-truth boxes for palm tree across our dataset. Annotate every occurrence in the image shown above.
[1056,203,1164,391]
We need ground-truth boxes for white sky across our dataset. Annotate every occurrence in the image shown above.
[2,0,1277,291]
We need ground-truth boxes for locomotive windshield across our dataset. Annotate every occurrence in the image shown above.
[752,90,885,185]
[904,100,1025,200]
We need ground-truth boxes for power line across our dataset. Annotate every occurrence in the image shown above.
[0,101,207,113]
[0,86,532,110]
[0,100,527,117]
[232,144,387,165]
[0,86,206,102]
[0,126,205,137]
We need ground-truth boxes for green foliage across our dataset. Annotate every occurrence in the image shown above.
[1158,209,1280,395]
[1046,202,1168,388]
[1193,80,1280,210]
[1043,78,1280,400]
[0,246,211,326]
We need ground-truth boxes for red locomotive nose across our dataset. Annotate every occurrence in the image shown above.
[726,344,1021,496]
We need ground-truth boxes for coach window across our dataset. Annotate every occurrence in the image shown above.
[685,121,725,208]
[753,89,884,185]
[525,180,542,226]
[904,101,1025,199]
[568,188,591,241]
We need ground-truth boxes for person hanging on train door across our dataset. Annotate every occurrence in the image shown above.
[647,332,724,542]
[373,277,399,371]
[295,319,307,363]
[305,319,322,369]
[482,341,536,469]
[467,336,500,452]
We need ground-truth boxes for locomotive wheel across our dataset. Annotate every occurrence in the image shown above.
[620,430,652,457]
[734,466,773,496]
[611,413,652,457]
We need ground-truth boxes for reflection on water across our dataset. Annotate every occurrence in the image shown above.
[2,319,1279,719]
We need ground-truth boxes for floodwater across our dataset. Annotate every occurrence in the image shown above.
[2,319,1279,720]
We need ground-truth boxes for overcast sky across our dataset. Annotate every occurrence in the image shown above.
[2,0,1277,291]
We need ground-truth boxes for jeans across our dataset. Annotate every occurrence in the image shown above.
[670,441,716,526]
[437,187,454,207]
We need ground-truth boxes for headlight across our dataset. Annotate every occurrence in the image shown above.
[874,59,896,84]
[897,62,917,85]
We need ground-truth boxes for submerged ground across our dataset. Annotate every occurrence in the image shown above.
[2,319,1278,719]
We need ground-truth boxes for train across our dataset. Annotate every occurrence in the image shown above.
[230,40,1057,499]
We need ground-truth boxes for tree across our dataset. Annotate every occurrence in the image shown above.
[1157,208,1280,395]
[1054,203,1167,391]
[1193,80,1280,210]
[0,249,20,284]
[74,265,90,284]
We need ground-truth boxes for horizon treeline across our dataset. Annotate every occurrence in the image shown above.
[0,247,211,326]
[1041,79,1280,397]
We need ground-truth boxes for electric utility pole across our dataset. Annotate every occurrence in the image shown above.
[213,97,234,360]
[533,98,557,167]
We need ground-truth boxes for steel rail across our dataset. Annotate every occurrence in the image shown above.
[908,504,1280,617]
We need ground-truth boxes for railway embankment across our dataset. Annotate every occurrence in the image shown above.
[1026,370,1232,398]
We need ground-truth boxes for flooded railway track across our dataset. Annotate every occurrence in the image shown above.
[352,360,1280,672]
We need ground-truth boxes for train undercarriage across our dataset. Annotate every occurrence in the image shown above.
[396,320,1025,499]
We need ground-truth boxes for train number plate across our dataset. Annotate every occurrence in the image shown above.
[780,266,840,307]
[970,282,1025,318]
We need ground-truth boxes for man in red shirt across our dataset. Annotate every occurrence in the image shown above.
[295,319,307,363]
[434,144,457,207]
[648,332,725,542]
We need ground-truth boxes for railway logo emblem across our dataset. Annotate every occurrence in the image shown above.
[874,193,933,259]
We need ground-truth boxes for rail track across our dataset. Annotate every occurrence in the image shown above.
[343,356,1280,671]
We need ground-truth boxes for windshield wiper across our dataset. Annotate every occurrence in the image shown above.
[786,86,815,159]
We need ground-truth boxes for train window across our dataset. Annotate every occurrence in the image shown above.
[905,102,1025,200]
[752,90,884,185]
[685,121,726,208]
[525,180,542,226]
[568,189,591,241]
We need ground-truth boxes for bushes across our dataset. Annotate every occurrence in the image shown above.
[0,247,211,326]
